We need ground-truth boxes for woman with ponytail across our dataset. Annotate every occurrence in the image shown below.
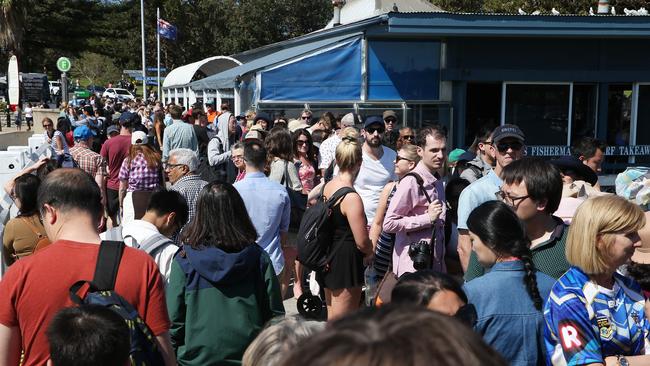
[463,200,555,366]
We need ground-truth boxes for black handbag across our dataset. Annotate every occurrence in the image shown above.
[281,161,308,232]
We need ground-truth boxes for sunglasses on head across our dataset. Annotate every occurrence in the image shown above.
[496,141,523,153]
[366,126,385,135]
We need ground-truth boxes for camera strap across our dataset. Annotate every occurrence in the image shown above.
[399,172,432,203]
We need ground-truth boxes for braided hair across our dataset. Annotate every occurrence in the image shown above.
[467,200,544,310]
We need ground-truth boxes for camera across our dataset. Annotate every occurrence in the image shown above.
[408,239,432,270]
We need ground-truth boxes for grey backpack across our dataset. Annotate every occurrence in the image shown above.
[102,226,172,257]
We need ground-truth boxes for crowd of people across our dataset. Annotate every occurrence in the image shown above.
[0,96,649,366]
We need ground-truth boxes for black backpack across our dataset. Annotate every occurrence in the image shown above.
[69,241,165,366]
[297,186,355,272]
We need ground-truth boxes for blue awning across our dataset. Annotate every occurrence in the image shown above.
[191,34,361,91]
[259,38,361,102]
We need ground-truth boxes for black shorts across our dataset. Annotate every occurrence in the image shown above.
[106,188,120,218]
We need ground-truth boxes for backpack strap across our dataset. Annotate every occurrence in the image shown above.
[325,187,356,208]
[400,172,432,203]
[138,233,173,256]
[92,241,125,291]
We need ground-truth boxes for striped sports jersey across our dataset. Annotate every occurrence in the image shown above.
[543,266,650,366]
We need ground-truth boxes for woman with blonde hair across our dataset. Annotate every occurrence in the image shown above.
[118,131,163,223]
[544,195,649,366]
[320,127,373,320]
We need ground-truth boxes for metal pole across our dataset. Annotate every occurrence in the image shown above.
[141,0,146,98]
[157,7,161,102]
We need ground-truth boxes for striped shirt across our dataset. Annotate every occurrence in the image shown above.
[373,184,397,276]
[464,216,570,281]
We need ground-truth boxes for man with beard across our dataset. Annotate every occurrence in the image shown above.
[383,125,447,275]
[355,116,397,225]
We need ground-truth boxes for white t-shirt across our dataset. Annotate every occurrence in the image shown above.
[354,146,397,224]
[101,220,178,285]
[24,107,33,118]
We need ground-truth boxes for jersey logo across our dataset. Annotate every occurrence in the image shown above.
[597,316,614,341]
[560,323,582,349]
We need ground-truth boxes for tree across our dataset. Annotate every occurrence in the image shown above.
[70,51,121,86]
[0,0,25,53]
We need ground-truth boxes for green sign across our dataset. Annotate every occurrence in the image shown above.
[56,57,71,72]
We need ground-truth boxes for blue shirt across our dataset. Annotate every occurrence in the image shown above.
[464,260,555,366]
[457,169,502,230]
[234,172,290,275]
[162,119,198,161]
[544,267,650,366]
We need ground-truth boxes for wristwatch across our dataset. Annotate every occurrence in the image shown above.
[617,355,629,366]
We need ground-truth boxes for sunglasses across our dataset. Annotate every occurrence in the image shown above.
[43,124,53,128]
[296,140,308,146]
[301,116,310,120]
[384,119,396,124]
[496,141,523,153]
[402,135,414,140]
[395,155,412,163]
[366,126,385,135]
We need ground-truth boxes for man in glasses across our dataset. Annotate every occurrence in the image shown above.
[456,124,525,271]
[382,110,400,151]
[356,116,397,225]
[464,157,568,282]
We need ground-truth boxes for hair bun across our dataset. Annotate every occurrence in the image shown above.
[341,136,357,144]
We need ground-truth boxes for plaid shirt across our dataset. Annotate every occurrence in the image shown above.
[170,174,208,224]
[69,144,106,178]
[118,152,162,192]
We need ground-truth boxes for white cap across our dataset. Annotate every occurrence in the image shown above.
[131,130,148,145]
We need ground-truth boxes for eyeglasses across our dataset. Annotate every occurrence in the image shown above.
[366,126,385,135]
[231,155,243,161]
[496,141,523,153]
[164,163,186,170]
[495,190,530,207]
[395,155,412,163]
[296,140,308,146]
[402,135,414,140]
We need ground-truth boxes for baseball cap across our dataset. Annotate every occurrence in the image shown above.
[73,125,96,140]
[131,130,148,145]
[492,124,525,143]
[107,125,120,135]
[364,115,384,129]
[382,110,398,121]
[235,113,246,121]
[448,148,466,163]
[244,130,263,141]
[341,113,356,127]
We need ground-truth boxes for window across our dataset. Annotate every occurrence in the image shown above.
[635,85,650,164]
[504,83,570,146]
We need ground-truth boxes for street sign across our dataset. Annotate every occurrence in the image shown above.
[56,57,71,72]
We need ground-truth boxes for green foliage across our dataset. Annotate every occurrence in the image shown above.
[2,0,331,82]
[70,51,121,86]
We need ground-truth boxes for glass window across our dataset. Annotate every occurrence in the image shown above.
[357,103,405,127]
[606,84,632,147]
[571,84,598,144]
[405,104,452,130]
[257,104,306,122]
[367,40,441,101]
[635,85,650,164]
[505,84,570,146]
[308,105,356,122]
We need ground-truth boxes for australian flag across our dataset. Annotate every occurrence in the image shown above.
[158,19,177,40]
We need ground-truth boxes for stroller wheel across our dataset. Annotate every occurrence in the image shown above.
[297,293,323,319]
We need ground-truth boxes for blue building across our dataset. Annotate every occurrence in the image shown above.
[163,5,650,167]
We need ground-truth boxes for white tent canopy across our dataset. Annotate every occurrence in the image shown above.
[162,56,242,88]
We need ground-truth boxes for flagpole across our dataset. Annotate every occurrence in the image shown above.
[140,0,146,98]
[157,7,161,102]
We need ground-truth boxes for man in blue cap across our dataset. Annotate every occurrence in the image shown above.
[356,116,397,224]
[70,125,106,205]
